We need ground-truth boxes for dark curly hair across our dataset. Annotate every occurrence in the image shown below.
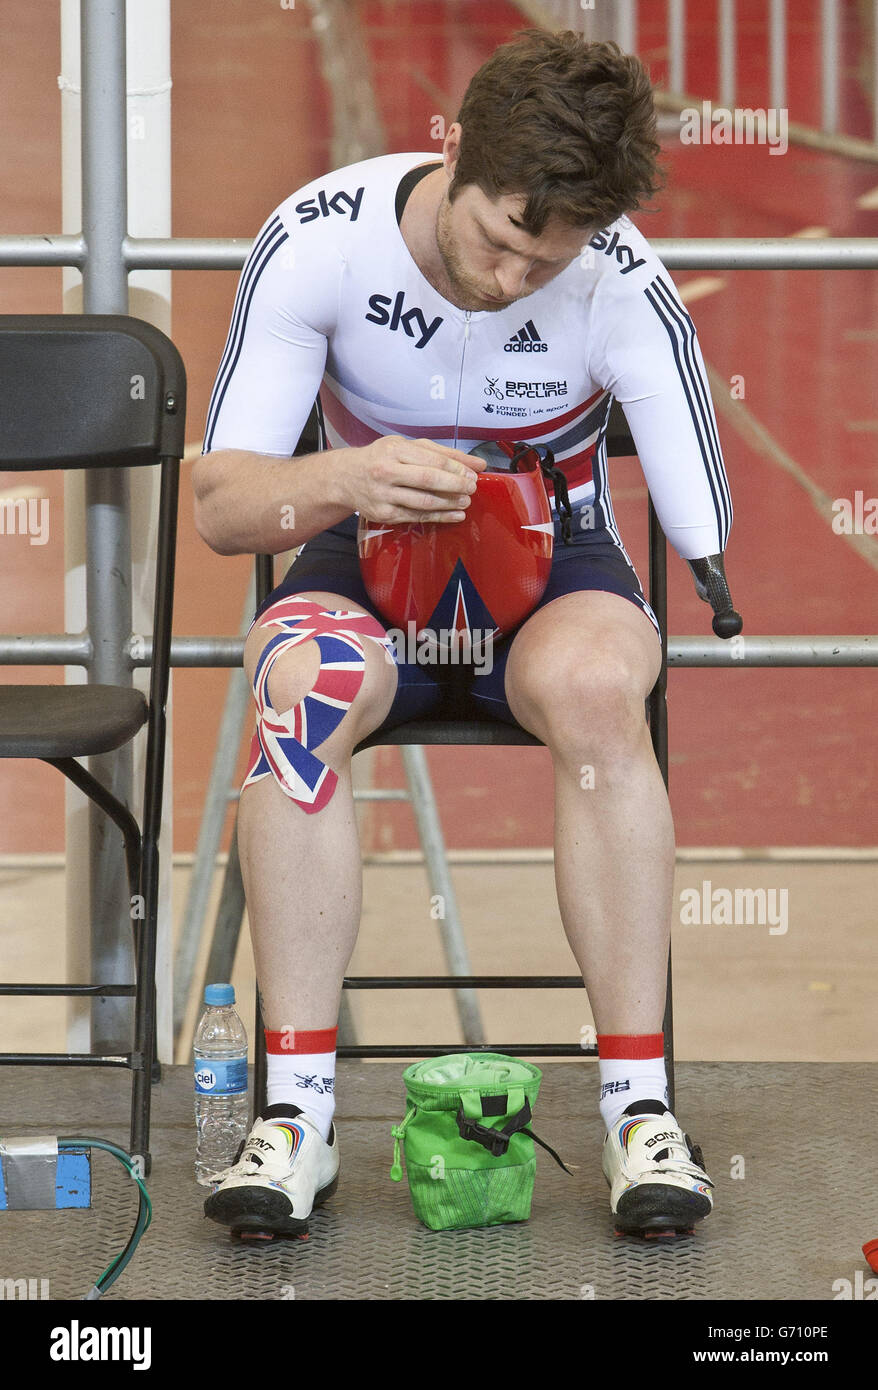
[449,29,662,234]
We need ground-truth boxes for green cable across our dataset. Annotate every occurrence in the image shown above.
[58,1137,152,1298]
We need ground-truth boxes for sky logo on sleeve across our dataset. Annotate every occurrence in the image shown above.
[295,186,365,223]
[588,228,647,275]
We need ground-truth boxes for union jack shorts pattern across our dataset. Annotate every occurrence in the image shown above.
[243,596,397,814]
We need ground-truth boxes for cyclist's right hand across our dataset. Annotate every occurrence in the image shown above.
[343,435,486,524]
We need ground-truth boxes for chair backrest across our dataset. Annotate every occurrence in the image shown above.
[605,397,635,456]
[0,315,186,470]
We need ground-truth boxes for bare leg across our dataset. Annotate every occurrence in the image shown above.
[237,591,398,1034]
[503,590,671,1035]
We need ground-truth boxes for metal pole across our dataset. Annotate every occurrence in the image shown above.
[60,0,89,1057]
[668,0,686,97]
[81,4,128,312]
[616,0,637,54]
[667,635,878,666]
[125,0,174,1062]
[400,746,485,1044]
[4,632,877,669]
[173,579,256,1047]
[718,0,736,110]
[7,234,878,273]
[199,823,247,1005]
[652,239,878,268]
[769,0,787,115]
[80,0,134,1054]
[124,236,253,269]
[0,235,85,265]
[821,0,840,135]
[875,0,878,144]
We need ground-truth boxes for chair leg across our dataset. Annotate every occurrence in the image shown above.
[646,499,675,1110]
[254,991,267,1118]
[47,757,142,904]
[47,757,153,1158]
[662,952,675,1115]
[202,820,246,992]
[131,834,160,1177]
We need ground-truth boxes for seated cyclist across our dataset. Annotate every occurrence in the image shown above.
[193,28,732,1241]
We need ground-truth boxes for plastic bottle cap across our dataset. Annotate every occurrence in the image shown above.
[204,983,235,1006]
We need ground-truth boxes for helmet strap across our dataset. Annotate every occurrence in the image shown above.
[500,441,575,546]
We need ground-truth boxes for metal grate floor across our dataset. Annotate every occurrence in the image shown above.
[0,1062,873,1301]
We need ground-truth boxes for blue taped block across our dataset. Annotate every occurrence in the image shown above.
[0,1147,90,1210]
[57,1149,91,1209]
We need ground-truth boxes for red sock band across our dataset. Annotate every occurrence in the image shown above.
[264,1026,338,1055]
[597,1032,664,1060]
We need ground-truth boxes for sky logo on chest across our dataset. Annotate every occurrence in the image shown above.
[365,290,443,348]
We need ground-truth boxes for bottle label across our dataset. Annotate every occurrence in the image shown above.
[194,1057,248,1096]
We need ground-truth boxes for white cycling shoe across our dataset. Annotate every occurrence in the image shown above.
[204,1103,339,1240]
[602,1098,714,1238]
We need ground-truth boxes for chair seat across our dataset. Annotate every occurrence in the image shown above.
[354,718,543,753]
[0,684,148,758]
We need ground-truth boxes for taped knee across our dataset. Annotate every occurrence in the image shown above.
[243,596,397,814]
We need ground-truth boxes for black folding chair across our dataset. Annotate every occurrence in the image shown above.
[240,399,677,1114]
[0,315,186,1173]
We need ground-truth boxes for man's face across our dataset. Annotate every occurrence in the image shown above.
[435,180,591,312]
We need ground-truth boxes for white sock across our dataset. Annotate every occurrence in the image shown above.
[265,1044,336,1142]
[597,1033,669,1130]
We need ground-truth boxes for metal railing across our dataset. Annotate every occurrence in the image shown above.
[529,0,878,154]
[0,631,876,671]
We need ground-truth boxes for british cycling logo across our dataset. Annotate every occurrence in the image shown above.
[588,229,646,276]
[504,380,568,399]
[365,291,444,348]
[482,377,567,415]
[295,186,365,223]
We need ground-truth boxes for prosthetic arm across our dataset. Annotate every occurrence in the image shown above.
[686,554,743,639]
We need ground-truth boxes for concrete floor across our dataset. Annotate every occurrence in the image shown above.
[2,852,875,1066]
[2,1058,875,1306]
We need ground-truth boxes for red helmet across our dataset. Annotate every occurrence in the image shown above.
[357,441,567,652]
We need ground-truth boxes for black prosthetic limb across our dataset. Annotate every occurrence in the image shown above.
[686,553,743,638]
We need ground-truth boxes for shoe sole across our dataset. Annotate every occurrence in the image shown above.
[612,1182,712,1238]
[204,1170,339,1241]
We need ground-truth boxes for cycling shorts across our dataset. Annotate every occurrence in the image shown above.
[251,512,660,737]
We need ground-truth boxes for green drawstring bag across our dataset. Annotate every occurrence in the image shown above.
[390,1052,570,1231]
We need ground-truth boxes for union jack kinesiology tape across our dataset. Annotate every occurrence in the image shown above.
[243,597,397,814]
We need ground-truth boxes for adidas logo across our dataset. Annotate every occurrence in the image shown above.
[504,319,548,352]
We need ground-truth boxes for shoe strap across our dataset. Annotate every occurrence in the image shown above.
[649,1157,714,1185]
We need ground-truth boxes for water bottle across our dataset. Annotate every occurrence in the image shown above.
[194,983,249,1186]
